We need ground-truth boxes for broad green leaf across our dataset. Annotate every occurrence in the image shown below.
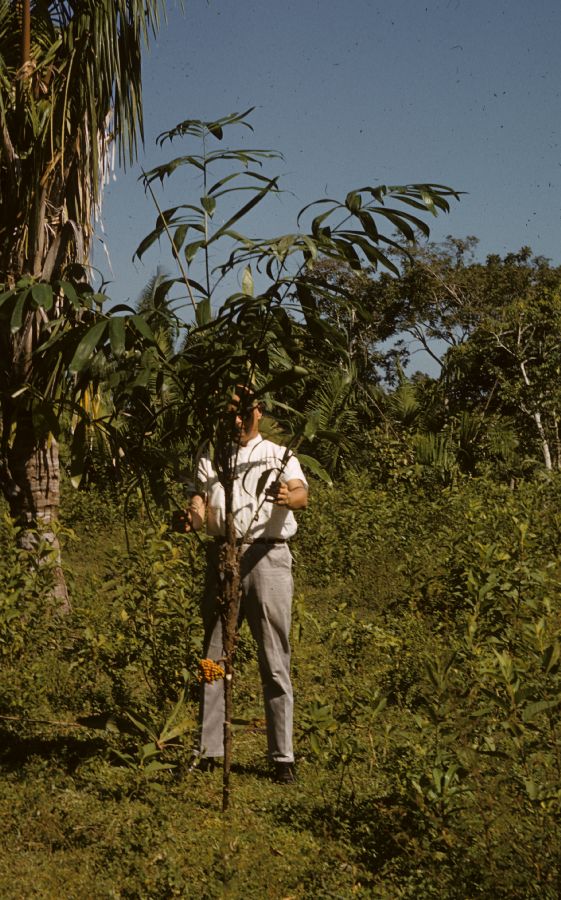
[309,733,321,755]
[297,196,339,227]
[69,320,108,373]
[173,224,189,252]
[295,453,333,486]
[209,178,279,245]
[200,195,216,217]
[69,419,86,489]
[260,366,308,395]
[345,190,362,213]
[542,642,560,675]
[241,265,254,296]
[126,710,155,739]
[140,742,160,760]
[523,778,540,801]
[10,290,30,332]
[195,297,212,326]
[31,282,54,310]
[304,412,321,441]
[59,280,80,308]
[109,316,126,357]
[522,698,561,722]
[185,240,205,264]
[134,228,161,261]
[131,315,156,343]
[185,278,209,297]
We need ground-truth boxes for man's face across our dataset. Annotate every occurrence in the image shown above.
[229,393,263,445]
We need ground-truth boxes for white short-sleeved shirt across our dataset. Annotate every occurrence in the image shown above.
[197,436,307,540]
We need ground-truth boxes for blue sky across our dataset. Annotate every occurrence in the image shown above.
[93,0,561,369]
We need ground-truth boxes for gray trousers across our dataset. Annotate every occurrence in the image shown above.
[199,541,294,763]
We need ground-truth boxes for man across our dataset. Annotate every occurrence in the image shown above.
[184,392,308,783]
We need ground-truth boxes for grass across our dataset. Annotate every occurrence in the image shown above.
[3,475,561,897]
[0,602,382,899]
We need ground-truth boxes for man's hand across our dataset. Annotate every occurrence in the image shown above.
[171,494,206,533]
[267,479,308,510]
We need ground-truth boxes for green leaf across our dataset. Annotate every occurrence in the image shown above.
[10,289,30,332]
[134,228,161,261]
[126,711,155,740]
[345,191,362,213]
[195,298,212,326]
[295,453,333,486]
[241,265,254,296]
[59,281,80,309]
[260,366,308,394]
[109,316,126,357]
[131,315,156,343]
[69,320,108,374]
[69,419,86,489]
[309,733,321,755]
[173,224,189,252]
[200,195,216,217]
[524,778,540,801]
[140,742,160,761]
[522,698,561,722]
[542,642,560,675]
[304,412,321,441]
[209,178,279,244]
[31,283,54,310]
[185,240,205,264]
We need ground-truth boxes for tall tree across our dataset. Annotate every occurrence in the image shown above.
[126,110,459,808]
[0,0,169,603]
[388,240,561,470]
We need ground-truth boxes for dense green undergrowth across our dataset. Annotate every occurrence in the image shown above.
[1,472,561,897]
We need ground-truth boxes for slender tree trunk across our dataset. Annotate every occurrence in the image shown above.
[519,361,552,471]
[532,410,552,471]
[21,0,31,68]
[219,479,242,812]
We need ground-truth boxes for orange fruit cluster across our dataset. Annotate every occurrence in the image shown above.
[197,658,225,684]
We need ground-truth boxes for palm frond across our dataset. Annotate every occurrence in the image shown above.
[305,366,361,474]
[0,0,169,282]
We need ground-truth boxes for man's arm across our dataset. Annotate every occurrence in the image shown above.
[271,478,308,510]
[186,493,206,530]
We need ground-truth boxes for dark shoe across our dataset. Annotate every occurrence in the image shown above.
[273,762,296,784]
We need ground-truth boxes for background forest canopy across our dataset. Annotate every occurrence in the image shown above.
[125,232,561,492]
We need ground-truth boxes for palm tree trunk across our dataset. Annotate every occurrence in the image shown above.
[6,408,70,612]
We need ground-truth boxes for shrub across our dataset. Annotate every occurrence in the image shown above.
[0,513,61,714]
[70,526,206,715]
